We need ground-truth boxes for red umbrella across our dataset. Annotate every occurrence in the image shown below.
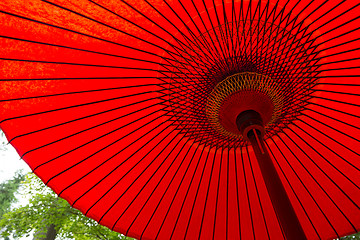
[1,0,360,239]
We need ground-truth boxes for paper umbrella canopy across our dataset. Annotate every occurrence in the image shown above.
[1,0,360,239]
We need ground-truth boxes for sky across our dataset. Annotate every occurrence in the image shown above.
[0,132,31,183]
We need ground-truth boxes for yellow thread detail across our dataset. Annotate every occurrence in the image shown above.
[206,72,284,139]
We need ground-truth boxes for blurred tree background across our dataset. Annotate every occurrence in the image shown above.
[0,173,134,240]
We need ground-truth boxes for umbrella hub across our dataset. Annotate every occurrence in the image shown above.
[206,72,283,140]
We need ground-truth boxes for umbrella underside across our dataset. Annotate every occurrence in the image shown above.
[1,0,360,239]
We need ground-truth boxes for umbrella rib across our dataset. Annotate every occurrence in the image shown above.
[41,0,190,62]
[0,89,164,125]
[274,20,321,77]
[311,28,360,54]
[199,0,231,73]
[248,0,261,66]
[31,102,167,173]
[68,101,200,220]
[315,45,360,61]
[186,0,225,65]
[164,76,210,97]
[233,0,244,61]
[159,136,215,239]
[295,124,360,228]
[99,115,206,230]
[151,0,219,66]
[0,76,174,82]
[225,147,229,240]
[306,101,360,119]
[225,0,243,59]
[186,0,226,67]
[210,0,231,62]
[266,136,323,238]
[298,0,344,37]
[128,128,220,238]
[213,147,226,240]
[173,145,210,239]
[306,0,347,32]
[279,129,357,235]
[298,116,360,159]
[7,96,162,144]
[260,1,294,70]
[0,83,167,103]
[164,140,213,239]
[0,35,179,69]
[122,128,193,236]
[255,3,360,67]
[235,0,252,63]
[272,134,332,239]
[155,54,214,90]
[205,0,230,62]
[191,145,218,240]
[278,31,319,83]
[316,80,360,84]
[150,138,202,239]
[295,32,360,65]
[298,2,360,41]
[250,0,264,68]
[104,104,215,235]
[245,145,271,240]
[240,146,257,239]
[172,0,226,70]
[165,86,209,106]
[88,0,214,75]
[200,144,218,239]
[55,109,172,198]
[138,138,197,239]
[166,81,210,95]
[311,95,360,108]
[122,0,219,70]
[0,57,192,76]
[43,113,173,206]
[224,0,238,60]
[313,89,360,96]
[69,116,176,214]
[233,147,242,240]
[0,10,175,62]
[253,36,310,81]
[304,107,360,131]
[90,0,190,53]
[253,0,269,67]
[290,123,360,206]
[268,135,330,239]
[282,129,359,236]
[274,59,319,100]
[250,0,283,65]
[315,57,360,67]
[222,0,234,67]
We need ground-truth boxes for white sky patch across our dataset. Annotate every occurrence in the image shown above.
[0,131,31,182]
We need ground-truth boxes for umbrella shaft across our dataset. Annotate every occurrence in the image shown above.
[248,130,307,240]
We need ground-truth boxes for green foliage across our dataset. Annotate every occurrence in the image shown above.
[0,171,25,219]
[341,232,360,240]
[0,173,134,240]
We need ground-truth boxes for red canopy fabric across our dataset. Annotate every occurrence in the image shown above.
[1,0,360,239]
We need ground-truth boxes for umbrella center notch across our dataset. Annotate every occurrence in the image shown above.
[205,72,283,140]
